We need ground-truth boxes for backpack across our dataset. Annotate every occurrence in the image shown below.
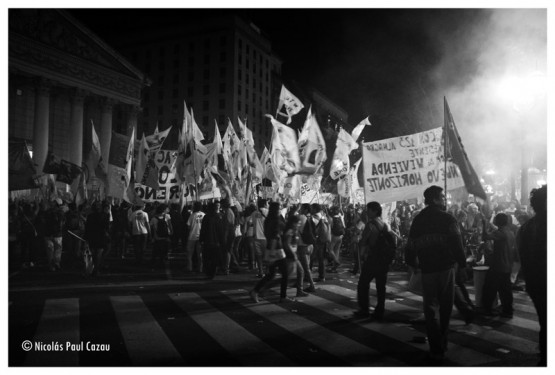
[369,222,396,264]
[156,216,170,238]
[300,216,316,245]
[331,216,345,236]
[315,219,331,244]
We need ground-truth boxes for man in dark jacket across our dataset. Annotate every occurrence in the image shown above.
[406,185,466,364]
[199,202,225,279]
[517,185,547,366]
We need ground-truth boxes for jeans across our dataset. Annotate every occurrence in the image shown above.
[329,235,343,267]
[298,245,315,288]
[482,270,513,314]
[45,236,62,270]
[357,258,388,314]
[254,258,289,298]
[421,267,456,357]
[253,239,267,275]
[527,287,547,365]
[132,234,148,263]
[186,239,202,272]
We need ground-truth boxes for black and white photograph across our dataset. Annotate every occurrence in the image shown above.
[6,0,550,368]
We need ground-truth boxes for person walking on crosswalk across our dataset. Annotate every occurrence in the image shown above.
[199,202,225,279]
[406,185,466,364]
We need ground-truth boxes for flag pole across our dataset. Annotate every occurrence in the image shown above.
[443,97,448,197]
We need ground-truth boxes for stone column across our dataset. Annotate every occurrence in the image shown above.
[68,89,87,167]
[99,98,116,165]
[32,79,51,172]
[127,105,140,139]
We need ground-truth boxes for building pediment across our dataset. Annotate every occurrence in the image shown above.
[9,9,147,105]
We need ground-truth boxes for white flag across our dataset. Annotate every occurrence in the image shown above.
[351,116,371,142]
[146,126,170,153]
[330,128,358,180]
[297,106,327,175]
[136,133,149,184]
[268,115,301,175]
[278,85,304,124]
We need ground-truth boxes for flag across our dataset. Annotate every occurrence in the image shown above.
[277,85,304,124]
[9,139,38,191]
[84,121,107,182]
[73,171,88,206]
[146,126,170,153]
[351,116,371,142]
[153,122,159,135]
[136,133,149,184]
[337,157,362,199]
[297,106,327,175]
[190,108,205,142]
[56,159,82,184]
[107,131,132,199]
[444,97,487,201]
[42,150,61,174]
[330,128,358,180]
[268,115,301,175]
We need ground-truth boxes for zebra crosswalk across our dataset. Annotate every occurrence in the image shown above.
[12,279,540,366]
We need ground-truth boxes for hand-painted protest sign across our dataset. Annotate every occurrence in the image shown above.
[362,127,465,204]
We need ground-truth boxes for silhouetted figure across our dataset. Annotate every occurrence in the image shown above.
[517,185,547,366]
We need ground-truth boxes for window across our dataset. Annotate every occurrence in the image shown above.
[220,52,226,62]
[219,99,225,109]
[219,83,226,93]
[173,88,179,98]
[254,63,257,74]
[188,72,194,82]
[220,35,226,46]
[253,78,257,88]
[238,85,242,95]
[238,70,242,80]
[187,87,194,97]
[246,44,250,54]
[245,103,249,113]
[203,85,209,95]
[237,100,241,110]
[173,74,179,84]
[219,114,225,125]
[238,38,242,49]
[158,75,164,84]
[173,59,179,68]
[203,101,209,110]
[158,91,164,100]
[238,54,242,64]
[246,74,249,84]
[204,54,210,64]
[188,56,195,65]
[220,67,226,77]
[159,61,164,70]
[203,70,209,79]
[253,93,256,103]
[158,106,163,115]
[246,88,249,98]
[246,58,250,69]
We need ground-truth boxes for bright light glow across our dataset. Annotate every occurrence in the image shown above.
[537,180,546,186]
[485,169,496,175]
[497,71,546,112]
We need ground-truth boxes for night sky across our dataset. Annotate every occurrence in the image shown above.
[68,7,548,176]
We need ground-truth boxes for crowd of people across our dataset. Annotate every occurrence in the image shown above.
[8,184,546,365]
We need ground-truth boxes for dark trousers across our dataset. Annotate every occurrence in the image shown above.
[254,258,289,298]
[357,259,388,313]
[203,243,221,279]
[421,267,456,357]
[152,240,169,266]
[527,286,547,365]
[313,242,327,279]
[454,266,475,319]
[132,234,148,263]
[482,270,513,314]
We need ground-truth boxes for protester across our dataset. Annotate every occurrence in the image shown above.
[84,201,111,276]
[150,203,173,268]
[517,185,547,366]
[18,200,39,268]
[250,202,294,303]
[480,212,517,318]
[328,206,345,273]
[44,198,66,272]
[128,203,150,264]
[199,202,225,279]
[250,199,268,278]
[186,201,204,273]
[297,204,316,293]
[311,204,330,282]
[406,186,466,364]
[354,201,392,320]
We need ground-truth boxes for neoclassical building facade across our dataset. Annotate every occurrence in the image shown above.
[9,9,148,183]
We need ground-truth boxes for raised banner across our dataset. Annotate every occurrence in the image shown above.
[362,127,465,203]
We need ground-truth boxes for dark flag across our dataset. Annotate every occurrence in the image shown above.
[444,97,487,201]
[56,159,83,184]
[42,150,62,174]
[9,139,38,191]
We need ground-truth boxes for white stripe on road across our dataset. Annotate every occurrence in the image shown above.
[223,290,401,366]
[319,284,500,365]
[170,292,294,366]
[24,298,80,366]
[110,295,182,365]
